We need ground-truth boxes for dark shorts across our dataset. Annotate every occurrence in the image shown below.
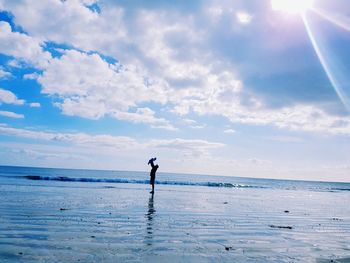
[150,176,155,185]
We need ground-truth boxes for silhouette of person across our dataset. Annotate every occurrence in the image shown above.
[148,157,159,194]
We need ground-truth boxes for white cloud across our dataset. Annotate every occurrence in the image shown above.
[234,105,350,135]
[23,72,40,80]
[112,108,176,130]
[183,119,197,125]
[0,110,24,119]
[1,0,126,55]
[0,88,25,105]
[130,10,212,89]
[0,68,11,79]
[0,126,223,158]
[183,118,206,129]
[148,138,224,157]
[11,148,84,161]
[224,129,236,134]
[205,4,253,27]
[2,0,350,137]
[205,5,224,21]
[7,59,24,68]
[0,126,136,149]
[0,21,51,68]
[0,2,243,132]
[192,124,206,129]
[172,83,350,136]
[36,49,171,128]
[29,102,41,108]
[236,12,253,24]
[149,138,224,149]
[265,135,303,143]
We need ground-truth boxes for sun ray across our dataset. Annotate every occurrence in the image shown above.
[311,7,350,32]
[302,13,350,112]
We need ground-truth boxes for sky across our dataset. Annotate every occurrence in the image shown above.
[0,0,350,182]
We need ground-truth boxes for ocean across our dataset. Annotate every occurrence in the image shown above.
[1,165,349,192]
[0,165,349,262]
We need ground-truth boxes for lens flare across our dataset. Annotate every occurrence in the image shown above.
[302,13,350,111]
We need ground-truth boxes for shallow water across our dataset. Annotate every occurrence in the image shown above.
[0,166,350,262]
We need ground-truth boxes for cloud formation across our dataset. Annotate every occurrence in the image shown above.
[148,138,224,157]
[236,12,253,24]
[0,0,349,136]
[0,21,51,68]
[0,68,11,79]
[11,148,84,161]
[0,125,224,156]
[0,110,24,119]
[29,102,41,108]
[0,126,136,149]
[37,49,171,128]
[0,88,25,105]
[1,0,126,55]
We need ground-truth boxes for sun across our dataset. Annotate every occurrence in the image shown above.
[271,0,314,14]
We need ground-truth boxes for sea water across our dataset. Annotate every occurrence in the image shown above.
[0,165,349,262]
[1,165,349,192]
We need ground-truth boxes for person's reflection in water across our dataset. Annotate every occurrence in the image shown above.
[145,193,156,246]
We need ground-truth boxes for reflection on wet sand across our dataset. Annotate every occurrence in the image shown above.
[145,193,155,246]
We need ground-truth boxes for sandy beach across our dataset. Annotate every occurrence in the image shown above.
[0,168,350,262]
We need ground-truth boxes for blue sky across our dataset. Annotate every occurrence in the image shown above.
[0,0,350,182]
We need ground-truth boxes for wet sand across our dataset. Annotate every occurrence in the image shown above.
[0,181,350,262]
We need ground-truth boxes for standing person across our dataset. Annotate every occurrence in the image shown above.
[148,157,159,194]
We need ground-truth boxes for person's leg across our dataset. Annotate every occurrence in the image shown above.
[151,177,154,193]
[150,176,154,193]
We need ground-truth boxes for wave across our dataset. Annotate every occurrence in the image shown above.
[328,188,350,192]
[22,175,263,189]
